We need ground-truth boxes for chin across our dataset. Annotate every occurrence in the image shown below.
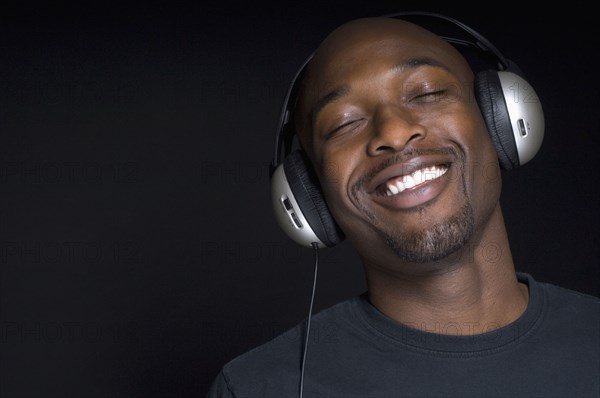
[376,201,475,264]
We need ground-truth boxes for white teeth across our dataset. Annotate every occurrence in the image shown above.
[384,165,448,196]
[403,175,416,189]
[412,169,423,185]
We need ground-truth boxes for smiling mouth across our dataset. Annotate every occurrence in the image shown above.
[375,164,449,197]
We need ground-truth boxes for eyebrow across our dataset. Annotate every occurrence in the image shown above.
[309,57,448,127]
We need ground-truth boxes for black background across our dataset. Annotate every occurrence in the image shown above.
[1,1,598,397]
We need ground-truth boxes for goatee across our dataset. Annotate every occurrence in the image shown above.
[381,201,474,263]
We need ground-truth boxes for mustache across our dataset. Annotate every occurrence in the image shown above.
[352,147,461,193]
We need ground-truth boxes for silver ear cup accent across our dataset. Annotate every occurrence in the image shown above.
[271,164,326,248]
[498,71,544,166]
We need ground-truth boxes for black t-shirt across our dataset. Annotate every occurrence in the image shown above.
[207,273,600,397]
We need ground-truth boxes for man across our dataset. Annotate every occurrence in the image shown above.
[207,14,599,398]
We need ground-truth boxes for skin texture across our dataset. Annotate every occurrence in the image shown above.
[294,17,529,333]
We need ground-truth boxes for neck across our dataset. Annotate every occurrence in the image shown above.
[363,205,529,334]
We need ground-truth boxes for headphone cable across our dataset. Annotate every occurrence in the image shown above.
[299,242,320,398]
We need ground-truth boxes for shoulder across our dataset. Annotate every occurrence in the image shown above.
[215,297,359,396]
[531,274,599,342]
[540,277,599,311]
[520,272,599,310]
[544,282,599,326]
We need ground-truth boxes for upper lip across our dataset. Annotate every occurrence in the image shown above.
[366,154,454,194]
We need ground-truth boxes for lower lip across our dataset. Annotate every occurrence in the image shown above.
[369,167,452,210]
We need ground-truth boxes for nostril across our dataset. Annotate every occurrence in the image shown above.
[409,131,424,141]
[373,129,426,153]
[414,130,428,143]
[375,144,395,153]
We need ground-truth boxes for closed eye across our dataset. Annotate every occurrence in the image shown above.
[325,119,362,140]
[411,90,448,103]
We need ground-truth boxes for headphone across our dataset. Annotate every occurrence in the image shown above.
[269,11,545,249]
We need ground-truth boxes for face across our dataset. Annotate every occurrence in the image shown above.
[295,18,502,269]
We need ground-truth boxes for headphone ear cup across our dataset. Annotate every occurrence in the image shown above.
[474,70,520,171]
[271,150,345,248]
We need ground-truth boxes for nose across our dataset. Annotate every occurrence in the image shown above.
[367,105,426,156]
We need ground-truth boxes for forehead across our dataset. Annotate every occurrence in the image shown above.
[302,17,472,100]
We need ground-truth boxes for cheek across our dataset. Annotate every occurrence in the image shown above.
[318,146,351,197]
[461,115,503,211]
[319,157,344,188]
[472,115,502,180]
[448,104,499,165]
[317,144,363,215]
